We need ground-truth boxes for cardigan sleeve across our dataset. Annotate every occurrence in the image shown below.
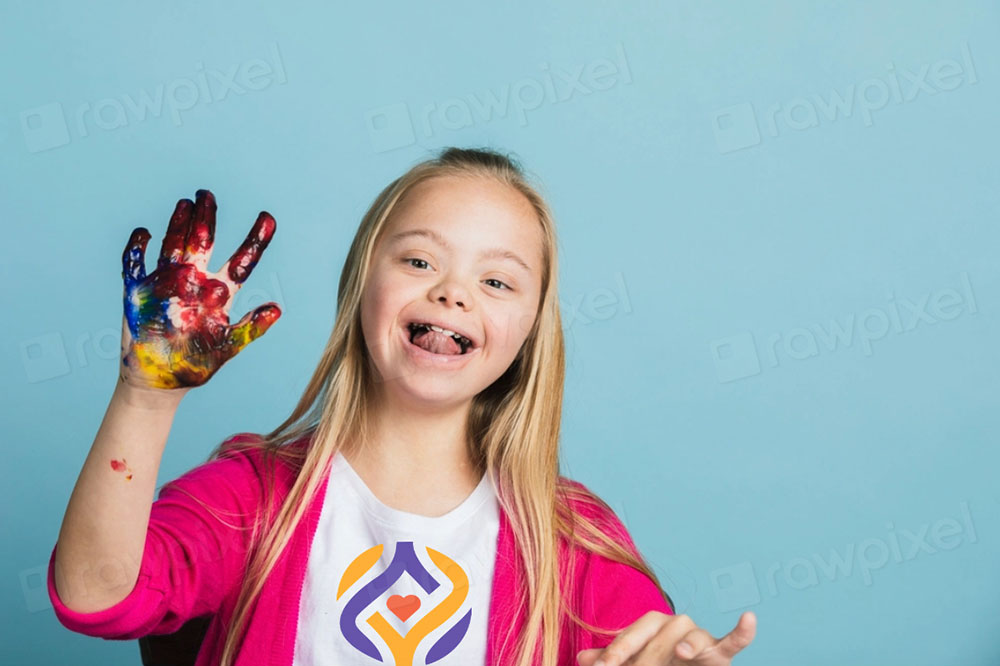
[581,546,674,650]
[563,479,674,652]
[47,434,268,640]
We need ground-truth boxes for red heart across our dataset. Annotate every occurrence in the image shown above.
[386,594,421,621]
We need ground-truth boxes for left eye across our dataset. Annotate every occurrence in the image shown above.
[484,278,511,290]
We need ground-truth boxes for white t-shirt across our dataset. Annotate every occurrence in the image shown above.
[292,450,500,666]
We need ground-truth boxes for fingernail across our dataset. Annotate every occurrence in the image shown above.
[594,661,605,666]
[677,641,693,657]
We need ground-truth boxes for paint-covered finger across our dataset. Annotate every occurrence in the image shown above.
[122,226,151,287]
[185,189,217,270]
[218,211,276,289]
[158,197,194,268]
[224,302,282,357]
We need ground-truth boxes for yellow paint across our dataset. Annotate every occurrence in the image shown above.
[368,547,470,666]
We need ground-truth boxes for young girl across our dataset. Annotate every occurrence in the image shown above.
[48,148,756,666]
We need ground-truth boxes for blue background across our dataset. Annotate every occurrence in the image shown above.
[2,2,998,664]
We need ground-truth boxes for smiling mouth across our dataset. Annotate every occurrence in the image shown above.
[406,322,473,355]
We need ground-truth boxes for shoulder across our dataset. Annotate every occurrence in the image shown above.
[555,476,675,649]
[556,475,637,548]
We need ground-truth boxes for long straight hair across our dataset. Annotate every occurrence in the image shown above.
[177,146,673,666]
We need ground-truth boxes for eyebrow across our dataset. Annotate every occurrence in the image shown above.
[387,228,533,274]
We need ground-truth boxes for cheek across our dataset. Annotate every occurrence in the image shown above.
[361,276,411,341]
[486,307,536,351]
[515,310,537,342]
[359,282,389,338]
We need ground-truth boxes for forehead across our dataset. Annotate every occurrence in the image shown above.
[382,175,543,257]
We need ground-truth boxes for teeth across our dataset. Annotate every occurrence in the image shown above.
[412,322,472,348]
[429,324,455,336]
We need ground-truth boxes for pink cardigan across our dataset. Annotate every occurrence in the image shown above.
[47,434,673,665]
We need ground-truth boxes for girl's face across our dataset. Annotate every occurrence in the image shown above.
[361,174,544,410]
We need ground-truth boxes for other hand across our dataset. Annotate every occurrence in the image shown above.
[576,610,756,666]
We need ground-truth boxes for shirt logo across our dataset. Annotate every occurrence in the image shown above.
[337,541,472,664]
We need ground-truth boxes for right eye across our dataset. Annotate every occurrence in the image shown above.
[403,258,430,270]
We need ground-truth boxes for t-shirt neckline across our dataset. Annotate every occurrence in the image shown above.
[332,450,493,531]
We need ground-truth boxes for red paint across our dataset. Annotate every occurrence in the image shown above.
[110,458,134,480]
[227,211,276,283]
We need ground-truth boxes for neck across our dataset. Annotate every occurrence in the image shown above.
[343,385,483,513]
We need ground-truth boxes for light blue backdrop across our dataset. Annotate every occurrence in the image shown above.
[2,2,997,664]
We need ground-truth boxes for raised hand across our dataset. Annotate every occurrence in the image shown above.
[576,611,756,666]
[119,189,282,390]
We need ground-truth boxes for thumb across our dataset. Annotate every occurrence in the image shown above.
[576,648,603,666]
[225,302,282,356]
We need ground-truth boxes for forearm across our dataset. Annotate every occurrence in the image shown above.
[52,377,188,613]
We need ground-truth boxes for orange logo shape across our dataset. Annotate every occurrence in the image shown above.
[387,594,421,621]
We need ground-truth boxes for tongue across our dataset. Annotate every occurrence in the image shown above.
[412,329,462,355]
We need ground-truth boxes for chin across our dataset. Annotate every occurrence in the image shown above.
[397,383,474,410]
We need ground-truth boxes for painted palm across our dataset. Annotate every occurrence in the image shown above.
[120,189,281,389]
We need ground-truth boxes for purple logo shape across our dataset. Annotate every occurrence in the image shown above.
[339,541,472,664]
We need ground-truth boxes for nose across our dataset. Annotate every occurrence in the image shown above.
[429,276,472,310]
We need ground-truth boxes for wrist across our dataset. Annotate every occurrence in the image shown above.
[113,374,190,411]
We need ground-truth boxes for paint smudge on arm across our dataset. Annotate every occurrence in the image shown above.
[110,458,134,481]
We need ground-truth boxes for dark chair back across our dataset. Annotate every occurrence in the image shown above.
[138,615,212,666]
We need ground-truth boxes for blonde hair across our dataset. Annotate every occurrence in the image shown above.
[178,146,674,665]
